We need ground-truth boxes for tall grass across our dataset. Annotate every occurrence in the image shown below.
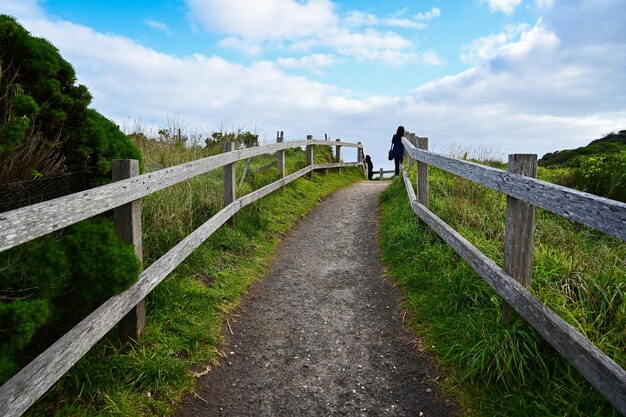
[379,160,625,416]
[24,130,362,416]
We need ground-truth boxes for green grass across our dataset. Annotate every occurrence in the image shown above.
[379,164,625,417]
[24,138,364,416]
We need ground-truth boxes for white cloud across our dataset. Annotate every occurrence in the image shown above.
[486,0,523,15]
[415,7,441,21]
[460,23,531,65]
[145,19,171,33]
[421,50,447,66]
[536,0,555,8]
[0,0,44,20]
[185,0,432,66]
[344,11,427,30]
[185,0,337,42]
[4,0,625,170]
[217,37,263,56]
[277,54,337,74]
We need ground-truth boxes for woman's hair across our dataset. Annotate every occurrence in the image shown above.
[396,126,405,136]
[365,154,371,161]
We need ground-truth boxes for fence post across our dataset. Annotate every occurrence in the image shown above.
[224,141,236,225]
[407,133,417,171]
[417,137,429,209]
[112,159,145,342]
[357,142,365,174]
[335,138,342,173]
[379,168,384,181]
[502,154,537,325]
[276,131,285,178]
[306,134,314,177]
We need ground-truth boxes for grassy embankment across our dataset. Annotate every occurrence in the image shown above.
[379,158,625,416]
[25,134,364,416]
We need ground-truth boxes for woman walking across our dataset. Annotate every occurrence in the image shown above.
[391,126,405,176]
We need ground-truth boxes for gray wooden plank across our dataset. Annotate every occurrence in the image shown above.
[0,162,318,417]
[401,172,626,415]
[402,138,626,241]
[0,140,362,252]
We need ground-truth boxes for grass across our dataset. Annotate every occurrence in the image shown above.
[23,133,364,416]
[379,162,625,416]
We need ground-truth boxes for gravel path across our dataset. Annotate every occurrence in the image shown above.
[174,180,459,417]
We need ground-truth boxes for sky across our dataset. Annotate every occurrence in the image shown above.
[2,0,626,169]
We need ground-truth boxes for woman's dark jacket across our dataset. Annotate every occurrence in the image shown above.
[391,134,404,159]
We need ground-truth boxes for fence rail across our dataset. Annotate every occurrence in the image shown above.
[0,137,364,417]
[400,137,626,415]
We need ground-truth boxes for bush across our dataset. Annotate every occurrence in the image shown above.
[571,152,626,201]
[0,14,140,182]
[0,219,141,384]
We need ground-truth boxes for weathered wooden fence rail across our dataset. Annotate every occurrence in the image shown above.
[0,135,364,417]
[400,136,626,415]
[371,169,395,180]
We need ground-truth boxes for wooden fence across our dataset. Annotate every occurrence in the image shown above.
[0,135,364,417]
[400,136,626,415]
[371,169,395,180]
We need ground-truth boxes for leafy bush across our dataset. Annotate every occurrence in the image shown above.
[570,152,626,202]
[0,14,140,182]
[0,219,141,384]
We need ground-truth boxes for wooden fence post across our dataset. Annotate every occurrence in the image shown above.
[224,141,236,225]
[502,153,538,325]
[417,137,429,209]
[357,142,364,174]
[407,133,417,170]
[306,134,314,177]
[276,131,285,178]
[379,168,384,181]
[112,159,145,342]
[335,138,342,173]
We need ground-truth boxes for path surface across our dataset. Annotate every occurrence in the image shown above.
[174,181,458,417]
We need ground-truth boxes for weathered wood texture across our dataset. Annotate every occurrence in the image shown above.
[0,160,324,417]
[112,160,146,341]
[502,154,537,324]
[0,139,363,252]
[223,142,236,226]
[306,135,314,178]
[417,137,429,209]
[314,162,362,170]
[402,138,626,241]
[401,172,626,415]
[276,131,285,178]
[335,139,342,163]
[223,142,236,205]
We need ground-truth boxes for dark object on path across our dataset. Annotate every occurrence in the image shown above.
[365,155,374,180]
[391,125,405,175]
[174,181,459,417]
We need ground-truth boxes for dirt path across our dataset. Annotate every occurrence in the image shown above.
[174,181,458,417]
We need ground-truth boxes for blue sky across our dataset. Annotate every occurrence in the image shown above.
[3,0,626,169]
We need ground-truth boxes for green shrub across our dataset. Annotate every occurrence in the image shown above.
[63,219,141,310]
[0,14,140,181]
[571,152,626,201]
[0,219,141,384]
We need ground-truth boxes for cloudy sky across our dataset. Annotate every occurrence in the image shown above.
[3,0,625,168]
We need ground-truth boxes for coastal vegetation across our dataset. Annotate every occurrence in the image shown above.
[379,150,625,416]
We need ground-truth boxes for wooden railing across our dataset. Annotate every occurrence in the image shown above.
[0,135,364,417]
[400,136,626,415]
[371,169,395,180]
